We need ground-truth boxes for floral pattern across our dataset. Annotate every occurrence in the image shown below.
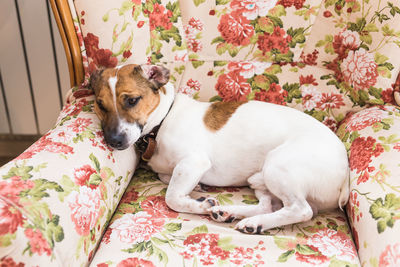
[2,0,400,266]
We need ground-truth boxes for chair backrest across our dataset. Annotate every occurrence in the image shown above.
[52,0,400,129]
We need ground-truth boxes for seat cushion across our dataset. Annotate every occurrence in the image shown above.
[90,168,360,267]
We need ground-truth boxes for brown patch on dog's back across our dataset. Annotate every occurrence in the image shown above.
[204,101,247,132]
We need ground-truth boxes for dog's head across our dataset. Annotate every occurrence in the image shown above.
[89,64,170,150]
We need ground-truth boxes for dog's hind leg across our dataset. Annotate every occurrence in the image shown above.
[208,173,281,223]
[235,146,314,234]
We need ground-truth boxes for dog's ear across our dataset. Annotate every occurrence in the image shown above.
[136,64,170,90]
[89,69,104,94]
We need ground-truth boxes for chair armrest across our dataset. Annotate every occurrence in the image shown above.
[337,105,400,266]
[0,88,138,266]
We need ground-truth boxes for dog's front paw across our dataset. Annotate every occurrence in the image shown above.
[196,196,219,211]
[235,217,265,235]
[208,206,238,223]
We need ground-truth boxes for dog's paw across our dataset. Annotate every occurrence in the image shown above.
[208,206,238,223]
[196,197,219,210]
[235,217,265,235]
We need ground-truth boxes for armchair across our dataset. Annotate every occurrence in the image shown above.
[1,0,400,266]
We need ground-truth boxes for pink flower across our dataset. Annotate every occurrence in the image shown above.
[215,72,252,101]
[110,212,164,243]
[0,199,24,235]
[187,39,203,52]
[174,50,188,62]
[230,0,278,20]
[24,228,52,256]
[183,25,196,40]
[117,257,155,267]
[228,61,271,78]
[74,165,97,188]
[69,118,92,133]
[295,246,329,265]
[179,79,201,97]
[230,247,264,266]
[317,93,345,110]
[341,48,378,91]
[68,186,101,236]
[141,196,178,218]
[300,85,322,111]
[346,107,386,131]
[0,176,34,203]
[188,17,203,31]
[309,228,357,262]
[380,243,400,267]
[340,30,361,50]
[218,12,255,46]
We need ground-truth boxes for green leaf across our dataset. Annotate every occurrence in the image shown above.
[218,237,236,251]
[214,60,228,67]
[3,165,33,180]
[368,87,382,99]
[242,194,259,205]
[377,66,392,78]
[216,0,230,5]
[193,0,205,7]
[191,60,205,69]
[164,223,182,232]
[370,193,400,233]
[217,193,233,205]
[186,225,208,235]
[89,153,101,172]
[88,173,102,186]
[287,27,306,47]
[0,233,16,247]
[274,236,293,250]
[375,52,389,64]
[211,36,225,45]
[295,244,318,255]
[267,16,283,28]
[278,250,295,262]
[364,23,379,32]
[209,95,223,102]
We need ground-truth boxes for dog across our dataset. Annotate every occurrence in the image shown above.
[90,64,350,234]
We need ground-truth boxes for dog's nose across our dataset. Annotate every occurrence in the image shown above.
[108,135,125,149]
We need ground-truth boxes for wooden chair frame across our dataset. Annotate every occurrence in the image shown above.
[50,0,84,87]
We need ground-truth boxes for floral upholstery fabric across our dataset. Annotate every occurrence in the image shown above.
[0,89,137,266]
[90,168,360,267]
[337,105,400,267]
[2,0,400,266]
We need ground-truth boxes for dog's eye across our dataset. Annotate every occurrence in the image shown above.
[97,100,107,112]
[126,96,141,108]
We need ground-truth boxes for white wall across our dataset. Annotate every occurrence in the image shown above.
[0,0,70,135]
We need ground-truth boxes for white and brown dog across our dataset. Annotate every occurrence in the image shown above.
[90,64,350,234]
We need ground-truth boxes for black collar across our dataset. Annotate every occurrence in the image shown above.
[134,100,173,162]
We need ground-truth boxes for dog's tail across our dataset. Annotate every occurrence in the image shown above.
[338,168,350,210]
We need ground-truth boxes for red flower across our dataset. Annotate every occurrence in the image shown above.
[181,233,230,265]
[74,165,97,188]
[323,10,332,17]
[257,27,291,54]
[69,117,92,133]
[278,0,305,9]
[93,49,118,68]
[317,93,345,110]
[0,200,24,235]
[120,189,139,204]
[300,49,319,65]
[149,4,172,31]
[117,257,155,267]
[215,72,251,102]
[0,257,24,267]
[137,21,145,28]
[217,12,255,46]
[299,74,318,86]
[295,245,329,265]
[123,50,132,59]
[254,83,287,105]
[141,196,178,218]
[349,136,384,175]
[83,33,99,58]
[24,228,52,256]
[382,88,395,104]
